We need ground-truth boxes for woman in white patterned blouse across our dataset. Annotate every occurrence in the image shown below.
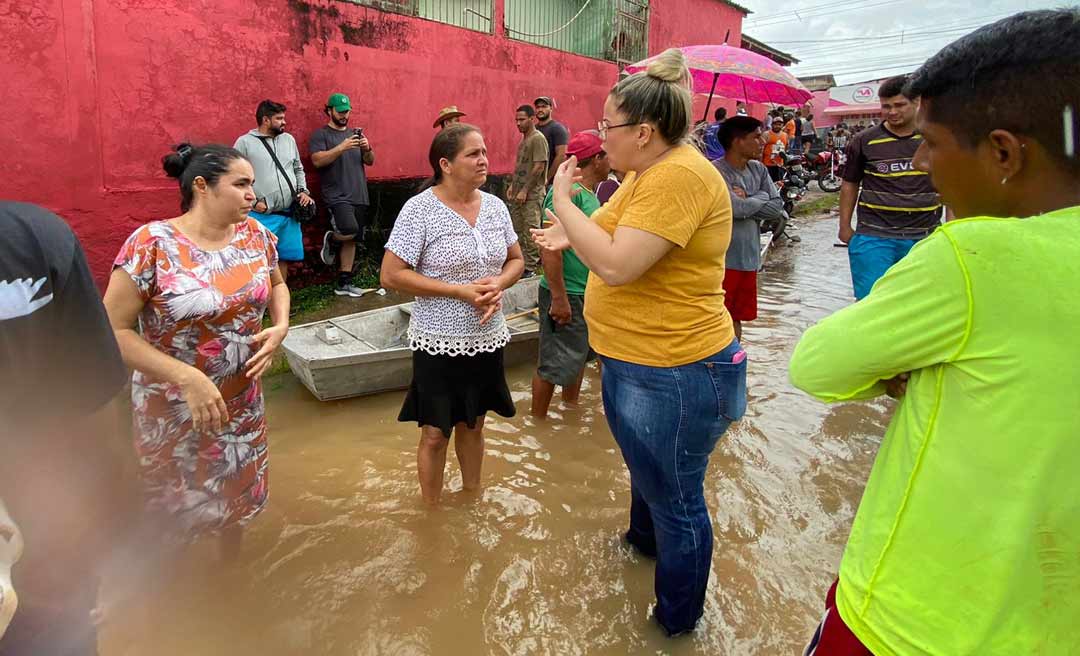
[381,124,524,504]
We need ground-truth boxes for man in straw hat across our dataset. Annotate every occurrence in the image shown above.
[433,105,466,131]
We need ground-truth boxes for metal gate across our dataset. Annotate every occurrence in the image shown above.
[611,0,649,69]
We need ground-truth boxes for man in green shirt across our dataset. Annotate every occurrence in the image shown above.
[530,132,609,418]
[793,10,1080,655]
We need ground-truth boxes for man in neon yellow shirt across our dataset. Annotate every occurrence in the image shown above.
[791,10,1080,655]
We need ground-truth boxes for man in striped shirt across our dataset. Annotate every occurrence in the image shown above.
[838,75,945,300]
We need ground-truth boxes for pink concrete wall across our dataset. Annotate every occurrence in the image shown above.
[808,90,837,129]
[2,0,744,283]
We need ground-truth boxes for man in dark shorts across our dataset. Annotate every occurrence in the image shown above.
[310,92,376,297]
[838,76,944,300]
[0,202,129,655]
[713,116,785,340]
[530,132,609,418]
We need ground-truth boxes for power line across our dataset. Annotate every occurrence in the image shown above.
[790,32,971,64]
[745,0,904,28]
[784,11,1023,62]
[776,9,1022,55]
[760,22,998,44]
[801,59,928,79]
[795,52,936,70]
[790,31,967,60]
[756,6,1021,39]
[743,0,877,25]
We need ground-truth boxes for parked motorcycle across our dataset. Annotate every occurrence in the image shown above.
[812,148,846,193]
[779,152,810,216]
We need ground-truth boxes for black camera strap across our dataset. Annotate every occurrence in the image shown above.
[257,136,298,201]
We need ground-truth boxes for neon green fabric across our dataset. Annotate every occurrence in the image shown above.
[790,207,1080,655]
[540,184,597,296]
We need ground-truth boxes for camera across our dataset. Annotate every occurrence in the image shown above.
[353,127,364,139]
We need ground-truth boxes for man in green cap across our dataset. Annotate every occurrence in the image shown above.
[310,92,376,297]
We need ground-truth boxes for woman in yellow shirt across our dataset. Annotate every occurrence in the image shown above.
[533,48,745,636]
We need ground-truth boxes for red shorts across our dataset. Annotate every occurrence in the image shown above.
[803,580,873,656]
[722,268,758,321]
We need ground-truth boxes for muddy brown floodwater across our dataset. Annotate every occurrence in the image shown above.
[98,212,896,656]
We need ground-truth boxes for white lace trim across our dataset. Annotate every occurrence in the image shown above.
[408,325,511,357]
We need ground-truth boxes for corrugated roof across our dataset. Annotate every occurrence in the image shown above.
[721,0,754,15]
[740,34,800,65]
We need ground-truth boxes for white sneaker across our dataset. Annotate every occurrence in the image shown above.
[340,283,370,298]
[320,231,336,267]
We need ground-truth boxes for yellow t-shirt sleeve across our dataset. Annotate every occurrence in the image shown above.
[617,164,707,248]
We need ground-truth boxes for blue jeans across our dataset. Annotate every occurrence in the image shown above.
[847,233,919,300]
[599,340,747,635]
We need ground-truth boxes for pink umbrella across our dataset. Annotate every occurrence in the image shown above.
[625,44,813,121]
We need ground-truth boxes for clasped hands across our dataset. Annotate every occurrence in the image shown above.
[456,277,504,324]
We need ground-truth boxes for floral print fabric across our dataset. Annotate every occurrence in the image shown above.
[115,218,278,535]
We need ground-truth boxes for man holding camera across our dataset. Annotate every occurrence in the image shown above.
[234,100,314,283]
[310,92,375,297]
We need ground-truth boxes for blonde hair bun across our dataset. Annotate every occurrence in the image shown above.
[646,48,690,84]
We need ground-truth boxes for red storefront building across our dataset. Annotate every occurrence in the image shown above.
[3,0,749,283]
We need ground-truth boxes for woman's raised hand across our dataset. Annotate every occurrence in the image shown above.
[551,155,581,201]
[531,209,571,252]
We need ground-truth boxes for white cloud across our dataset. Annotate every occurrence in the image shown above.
[739,0,1070,83]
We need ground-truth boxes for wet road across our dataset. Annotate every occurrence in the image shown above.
[99,213,895,655]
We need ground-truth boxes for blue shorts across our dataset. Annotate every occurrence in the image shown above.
[848,233,919,300]
[249,211,303,262]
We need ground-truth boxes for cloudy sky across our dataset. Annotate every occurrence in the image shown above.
[737,0,1072,84]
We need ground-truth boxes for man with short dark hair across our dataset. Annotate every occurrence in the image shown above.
[713,116,785,340]
[531,132,609,418]
[735,101,748,116]
[837,75,943,299]
[507,104,548,274]
[234,100,314,283]
[794,10,1080,654]
[533,96,568,187]
[310,92,375,297]
[703,107,727,161]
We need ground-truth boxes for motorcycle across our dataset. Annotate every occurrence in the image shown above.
[812,148,846,193]
[778,152,810,216]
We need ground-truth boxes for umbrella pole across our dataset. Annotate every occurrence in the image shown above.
[702,72,719,123]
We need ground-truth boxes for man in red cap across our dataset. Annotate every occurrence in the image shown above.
[531,132,610,418]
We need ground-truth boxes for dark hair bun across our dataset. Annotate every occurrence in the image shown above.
[162,143,195,179]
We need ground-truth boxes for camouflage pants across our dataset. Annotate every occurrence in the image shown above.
[508,198,542,272]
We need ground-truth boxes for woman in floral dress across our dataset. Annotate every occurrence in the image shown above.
[104,143,289,557]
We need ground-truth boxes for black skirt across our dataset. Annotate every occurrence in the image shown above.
[397,347,516,438]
